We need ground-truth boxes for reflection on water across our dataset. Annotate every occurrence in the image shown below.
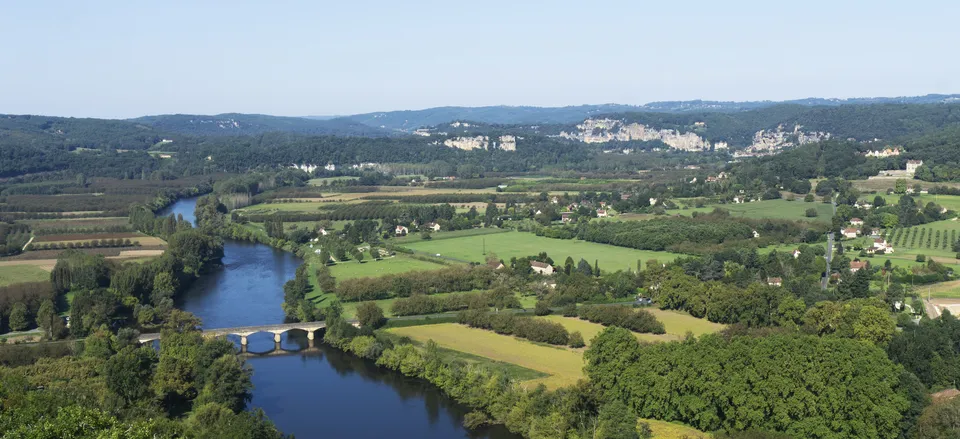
[161,198,520,438]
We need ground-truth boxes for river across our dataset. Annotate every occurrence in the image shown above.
[159,198,519,439]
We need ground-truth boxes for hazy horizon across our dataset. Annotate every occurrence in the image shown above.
[3,0,959,119]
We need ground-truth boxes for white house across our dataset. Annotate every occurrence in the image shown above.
[792,249,801,259]
[850,260,868,273]
[318,228,329,236]
[596,209,608,218]
[850,218,864,226]
[842,228,860,239]
[395,225,409,236]
[424,222,441,232]
[649,198,658,206]
[530,260,555,275]
[766,277,783,287]
[873,238,894,253]
[907,160,924,174]
[752,230,760,238]
[561,212,572,223]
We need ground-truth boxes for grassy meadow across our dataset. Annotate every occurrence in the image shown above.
[0,265,50,286]
[676,199,834,222]
[402,231,682,270]
[389,323,585,389]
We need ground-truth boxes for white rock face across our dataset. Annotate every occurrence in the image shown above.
[443,135,517,151]
[733,124,831,157]
[558,118,712,151]
[444,136,489,150]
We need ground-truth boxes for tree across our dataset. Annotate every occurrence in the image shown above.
[368,246,379,261]
[804,194,815,202]
[805,208,818,217]
[36,299,62,339]
[8,302,29,331]
[420,230,432,240]
[895,178,908,195]
[104,346,157,406]
[915,394,960,439]
[594,260,601,277]
[564,256,575,275]
[577,258,593,276]
[152,271,178,306]
[534,300,552,316]
[874,195,887,207]
[195,355,253,412]
[356,302,385,328]
[596,400,638,439]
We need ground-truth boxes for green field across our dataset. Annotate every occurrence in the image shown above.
[304,254,452,315]
[882,220,960,263]
[239,201,331,213]
[677,199,833,222]
[544,315,680,344]
[402,231,682,270]
[0,265,49,287]
[869,193,960,212]
[328,255,448,281]
[391,227,510,244]
[389,323,585,389]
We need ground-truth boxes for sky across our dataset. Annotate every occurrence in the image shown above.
[1,0,958,119]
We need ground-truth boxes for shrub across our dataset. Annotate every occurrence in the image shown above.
[457,310,569,345]
[804,208,818,217]
[916,254,926,263]
[804,194,815,202]
[534,300,552,316]
[569,331,585,348]
[561,303,578,317]
[578,304,665,334]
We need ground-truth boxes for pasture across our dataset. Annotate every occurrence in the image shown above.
[402,231,682,270]
[327,255,448,281]
[677,199,833,222]
[544,309,724,346]
[388,323,585,389]
[0,265,50,286]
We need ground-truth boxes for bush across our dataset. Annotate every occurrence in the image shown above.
[561,303,578,317]
[569,331,585,348]
[804,208,818,217]
[916,254,926,262]
[578,304,665,334]
[804,194,815,202]
[534,300,552,316]
[457,310,569,345]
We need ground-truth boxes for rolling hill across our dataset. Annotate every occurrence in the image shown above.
[131,113,393,137]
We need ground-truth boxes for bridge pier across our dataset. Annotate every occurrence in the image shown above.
[240,335,248,347]
[307,331,314,340]
[273,332,282,343]
[308,337,315,348]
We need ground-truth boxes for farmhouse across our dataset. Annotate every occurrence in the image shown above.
[424,222,441,232]
[596,209,608,218]
[395,225,409,236]
[487,259,505,270]
[561,212,572,223]
[873,238,894,253]
[842,228,860,239]
[906,160,924,175]
[530,260,555,275]
[849,218,864,226]
[317,228,329,236]
[766,277,782,287]
[849,260,869,273]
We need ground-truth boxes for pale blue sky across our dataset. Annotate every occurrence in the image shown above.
[1,0,957,118]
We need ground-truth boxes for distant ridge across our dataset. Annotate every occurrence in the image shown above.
[130,113,393,137]
[332,94,960,131]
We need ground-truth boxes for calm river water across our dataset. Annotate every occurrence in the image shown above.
[159,198,519,438]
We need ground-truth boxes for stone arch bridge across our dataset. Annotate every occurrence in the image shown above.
[137,320,359,347]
